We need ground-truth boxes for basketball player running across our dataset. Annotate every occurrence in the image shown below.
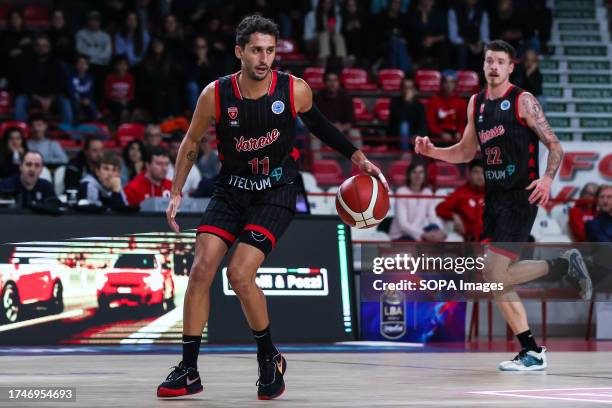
[415,40,592,371]
[156,15,387,399]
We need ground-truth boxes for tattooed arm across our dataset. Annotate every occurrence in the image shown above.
[166,81,216,232]
[519,92,564,207]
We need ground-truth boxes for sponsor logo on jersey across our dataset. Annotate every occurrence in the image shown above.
[478,125,505,144]
[506,164,516,176]
[486,169,507,180]
[228,106,238,120]
[227,175,273,191]
[271,100,285,114]
[251,231,267,242]
[270,167,283,182]
[234,129,280,152]
[500,100,511,111]
[478,103,485,123]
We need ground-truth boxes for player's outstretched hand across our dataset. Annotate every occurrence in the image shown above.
[526,175,552,207]
[414,136,434,156]
[166,193,182,233]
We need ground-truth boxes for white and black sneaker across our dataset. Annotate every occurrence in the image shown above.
[561,249,593,300]
[157,361,203,398]
[498,347,547,371]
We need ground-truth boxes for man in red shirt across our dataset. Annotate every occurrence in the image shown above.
[569,182,597,242]
[104,56,135,122]
[426,72,468,144]
[124,146,172,206]
[436,159,484,241]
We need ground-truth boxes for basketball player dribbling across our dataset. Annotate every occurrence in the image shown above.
[416,40,592,371]
[157,15,388,399]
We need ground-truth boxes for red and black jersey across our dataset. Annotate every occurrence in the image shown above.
[473,84,539,193]
[214,70,300,191]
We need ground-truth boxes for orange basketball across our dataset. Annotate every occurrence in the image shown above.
[336,175,390,229]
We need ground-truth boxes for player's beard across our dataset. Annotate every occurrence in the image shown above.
[249,65,269,81]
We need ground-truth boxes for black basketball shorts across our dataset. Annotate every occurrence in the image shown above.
[197,182,297,256]
[481,189,538,261]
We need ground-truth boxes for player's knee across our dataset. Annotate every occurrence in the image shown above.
[226,266,255,295]
[188,258,217,288]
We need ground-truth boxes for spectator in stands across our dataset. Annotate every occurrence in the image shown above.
[27,116,68,165]
[78,151,127,209]
[76,11,112,87]
[1,9,32,83]
[448,0,490,71]
[341,0,365,64]
[120,140,146,184]
[586,185,612,242]
[114,11,150,67]
[105,56,135,123]
[137,37,181,121]
[408,0,450,69]
[510,49,543,97]
[167,134,201,194]
[0,151,56,208]
[389,161,446,241]
[314,71,361,149]
[524,0,553,55]
[436,159,485,241]
[14,34,73,126]
[370,0,412,72]
[123,146,172,206]
[303,0,347,62]
[192,138,220,198]
[569,182,598,242]
[388,77,426,151]
[426,72,468,144]
[70,55,101,122]
[489,0,525,52]
[64,137,105,191]
[144,124,164,150]
[159,14,186,59]
[184,36,220,112]
[47,10,74,64]
[0,127,28,178]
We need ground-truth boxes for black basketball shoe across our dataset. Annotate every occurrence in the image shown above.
[157,361,203,398]
[257,353,287,400]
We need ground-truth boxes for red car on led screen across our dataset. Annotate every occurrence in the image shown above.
[96,253,174,313]
[0,260,64,324]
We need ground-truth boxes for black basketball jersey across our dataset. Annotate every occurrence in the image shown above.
[473,84,539,193]
[214,70,299,191]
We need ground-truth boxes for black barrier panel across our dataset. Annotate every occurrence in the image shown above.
[0,212,355,344]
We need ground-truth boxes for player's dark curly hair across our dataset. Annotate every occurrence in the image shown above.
[485,40,516,60]
[235,15,279,48]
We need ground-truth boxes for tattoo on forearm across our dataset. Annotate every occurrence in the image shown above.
[187,151,197,162]
[522,93,563,178]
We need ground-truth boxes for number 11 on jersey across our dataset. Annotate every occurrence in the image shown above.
[248,157,270,175]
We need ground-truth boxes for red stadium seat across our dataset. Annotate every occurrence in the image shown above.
[312,159,345,186]
[0,91,13,116]
[117,123,145,147]
[374,98,391,121]
[456,70,480,94]
[0,120,29,138]
[415,70,441,94]
[58,139,79,149]
[428,161,464,188]
[303,67,325,90]
[341,68,377,91]
[388,160,410,187]
[352,98,373,122]
[378,69,404,91]
[24,5,51,29]
[275,39,305,61]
